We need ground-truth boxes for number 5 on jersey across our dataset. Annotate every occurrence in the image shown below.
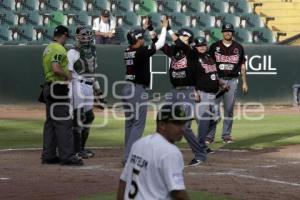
[128,168,140,199]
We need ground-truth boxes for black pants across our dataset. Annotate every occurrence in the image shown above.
[41,83,74,162]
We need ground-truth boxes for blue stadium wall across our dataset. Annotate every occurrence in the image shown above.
[0,45,299,104]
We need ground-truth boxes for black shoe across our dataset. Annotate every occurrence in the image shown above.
[188,158,204,167]
[78,149,94,159]
[206,148,215,154]
[84,149,95,158]
[41,157,60,164]
[61,155,84,166]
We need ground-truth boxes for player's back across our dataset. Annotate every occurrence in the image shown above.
[121,133,185,200]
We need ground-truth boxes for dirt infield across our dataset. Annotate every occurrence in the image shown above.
[1,146,300,200]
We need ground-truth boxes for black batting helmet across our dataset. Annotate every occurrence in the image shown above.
[222,23,235,33]
[127,27,144,45]
[194,36,207,47]
[177,28,194,44]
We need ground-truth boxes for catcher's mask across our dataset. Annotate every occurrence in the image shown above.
[75,25,94,46]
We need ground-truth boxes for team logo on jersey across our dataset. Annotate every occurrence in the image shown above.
[202,63,217,73]
[216,47,220,52]
[172,71,186,79]
[215,53,239,64]
[170,57,188,70]
[234,48,239,54]
[211,74,216,80]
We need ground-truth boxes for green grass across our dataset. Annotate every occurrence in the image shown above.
[0,115,300,149]
[80,191,235,200]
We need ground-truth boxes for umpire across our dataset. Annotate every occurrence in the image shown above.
[121,17,169,164]
[206,23,248,144]
[41,25,83,166]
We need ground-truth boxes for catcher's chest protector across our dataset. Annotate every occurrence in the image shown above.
[73,45,97,75]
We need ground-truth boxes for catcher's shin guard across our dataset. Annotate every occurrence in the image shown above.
[81,109,95,149]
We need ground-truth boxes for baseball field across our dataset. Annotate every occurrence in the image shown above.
[0,105,300,200]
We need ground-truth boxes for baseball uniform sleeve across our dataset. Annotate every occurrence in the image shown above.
[174,39,190,54]
[139,44,156,58]
[67,49,80,71]
[161,44,174,57]
[208,43,216,61]
[50,47,65,64]
[161,150,185,192]
[239,45,246,65]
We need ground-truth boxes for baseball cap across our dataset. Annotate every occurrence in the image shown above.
[101,9,110,17]
[53,25,69,37]
[194,36,207,47]
[156,104,193,123]
[222,23,235,33]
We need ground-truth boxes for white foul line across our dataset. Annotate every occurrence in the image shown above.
[187,171,300,187]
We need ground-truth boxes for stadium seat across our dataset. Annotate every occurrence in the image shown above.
[115,11,139,29]
[32,26,53,44]
[8,25,34,44]
[15,11,42,26]
[115,26,128,45]
[0,0,14,11]
[0,24,12,44]
[240,13,264,29]
[62,0,85,12]
[206,0,229,15]
[147,12,162,28]
[110,0,133,14]
[38,0,63,12]
[169,12,189,29]
[217,13,240,28]
[234,28,252,43]
[181,0,205,15]
[183,26,205,39]
[0,11,18,25]
[228,0,252,15]
[157,0,181,13]
[14,0,38,11]
[87,0,109,13]
[252,27,276,44]
[74,11,92,26]
[190,13,215,29]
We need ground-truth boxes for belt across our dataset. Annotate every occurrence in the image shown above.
[175,86,194,90]
[79,80,93,85]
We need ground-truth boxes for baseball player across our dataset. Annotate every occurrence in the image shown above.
[41,25,83,166]
[121,17,169,164]
[117,104,190,200]
[206,23,248,144]
[161,26,207,166]
[193,37,229,157]
[67,25,103,158]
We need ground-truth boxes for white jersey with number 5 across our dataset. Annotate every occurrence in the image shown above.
[120,133,185,200]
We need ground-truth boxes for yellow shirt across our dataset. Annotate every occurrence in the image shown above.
[42,42,68,82]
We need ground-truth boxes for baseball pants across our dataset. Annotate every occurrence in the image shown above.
[41,83,74,162]
[195,91,218,159]
[70,79,95,152]
[122,83,148,162]
[206,78,238,140]
[166,87,207,161]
